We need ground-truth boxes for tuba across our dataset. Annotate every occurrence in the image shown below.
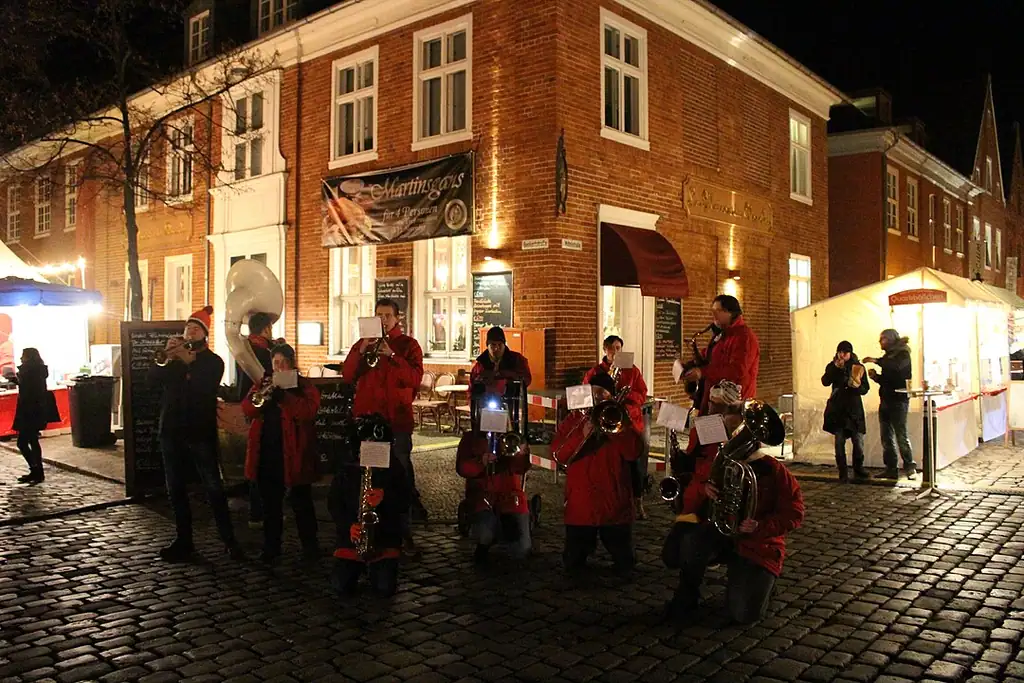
[224,259,284,396]
[708,399,786,537]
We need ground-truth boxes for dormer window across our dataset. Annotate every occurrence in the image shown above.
[258,0,298,35]
[188,11,210,65]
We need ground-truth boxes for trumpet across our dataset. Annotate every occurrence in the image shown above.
[364,338,386,368]
[154,338,203,366]
[250,377,276,409]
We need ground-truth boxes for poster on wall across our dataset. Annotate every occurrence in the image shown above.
[321,152,475,248]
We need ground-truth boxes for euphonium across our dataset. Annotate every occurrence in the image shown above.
[355,465,378,558]
[154,338,203,366]
[708,399,786,537]
[224,259,284,389]
[364,337,386,368]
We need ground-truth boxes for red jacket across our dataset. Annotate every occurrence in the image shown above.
[343,325,423,434]
[553,411,641,526]
[242,377,321,488]
[699,316,759,412]
[456,432,531,514]
[678,442,718,516]
[731,454,804,576]
[583,358,648,436]
[468,349,531,399]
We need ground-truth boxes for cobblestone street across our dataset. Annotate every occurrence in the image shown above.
[3,448,1024,683]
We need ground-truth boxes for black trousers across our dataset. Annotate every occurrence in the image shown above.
[563,524,635,571]
[258,447,318,553]
[17,430,42,472]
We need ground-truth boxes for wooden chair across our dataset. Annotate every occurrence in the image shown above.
[413,371,447,431]
[433,373,458,432]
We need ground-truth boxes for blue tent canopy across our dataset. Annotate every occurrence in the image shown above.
[0,277,102,307]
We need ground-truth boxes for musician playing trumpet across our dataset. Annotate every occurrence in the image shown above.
[552,373,642,576]
[664,397,804,625]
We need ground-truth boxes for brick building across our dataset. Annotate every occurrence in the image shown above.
[2,0,843,403]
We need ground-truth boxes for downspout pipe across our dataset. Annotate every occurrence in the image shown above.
[205,98,214,306]
[293,32,303,351]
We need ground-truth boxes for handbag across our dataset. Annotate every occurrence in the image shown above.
[44,390,61,425]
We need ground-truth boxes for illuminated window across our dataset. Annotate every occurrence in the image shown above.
[927,194,935,245]
[942,198,951,250]
[601,9,648,150]
[885,166,898,231]
[996,227,1002,270]
[790,111,812,202]
[188,11,210,65]
[124,259,150,321]
[135,148,150,210]
[258,0,298,35]
[64,165,78,230]
[231,92,265,181]
[330,47,377,168]
[329,246,376,356]
[6,185,20,242]
[789,254,811,311]
[985,222,993,268]
[167,119,194,199]
[35,176,51,236]
[955,205,964,254]
[906,178,918,237]
[164,254,192,320]
[413,15,472,151]
[417,236,470,357]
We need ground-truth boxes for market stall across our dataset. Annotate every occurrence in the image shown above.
[792,267,1010,470]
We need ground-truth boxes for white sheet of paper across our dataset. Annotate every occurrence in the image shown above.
[358,316,383,339]
[359,441,391,468]
[694,414,729,445]
[566,385,594,410]
[672,359,685,384]
[613,351,634,370]
[656,402,689,432]
[272,369,298,389]
[480,409,508,433]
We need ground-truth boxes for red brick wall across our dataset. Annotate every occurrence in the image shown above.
[828,152,882,295]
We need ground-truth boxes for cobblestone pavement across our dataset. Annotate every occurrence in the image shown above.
[0,452,127,525]
[4,450,1024,683]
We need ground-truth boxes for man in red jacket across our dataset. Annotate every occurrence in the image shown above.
[584,335,649,519]
[553,372,642,575]
[665,402,804,624]
[241,343,321,564]
[343,298,425,551]
[469,327,532,419]
[683,295,759,413]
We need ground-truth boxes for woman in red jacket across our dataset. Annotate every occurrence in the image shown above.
[665,402,804,624]
[552,372,642,575]
[242,344,321,564]
[583,335,649,519]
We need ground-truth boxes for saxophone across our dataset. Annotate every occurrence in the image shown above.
[355,465,379,558]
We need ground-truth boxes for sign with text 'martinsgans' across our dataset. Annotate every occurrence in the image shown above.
[321,152,474,248]
[888,288,948,306]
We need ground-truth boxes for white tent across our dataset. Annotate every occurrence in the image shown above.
[792,267,1010,470]
[0,241,45,282]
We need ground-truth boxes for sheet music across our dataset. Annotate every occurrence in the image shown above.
[480,409,508,433]
[272,369,298,389]
[359,441,391,468]
[694,414,728,445]
[656,402,689,432]
[672,359,685,384]
[358,317,383,339]
[613,351,634,370]
[566,385,594,410]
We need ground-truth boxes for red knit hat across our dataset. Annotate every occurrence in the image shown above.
[187,305,213,336]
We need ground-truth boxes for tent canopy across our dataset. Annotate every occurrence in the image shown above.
[0,277,101,307]
[0,242,45,282]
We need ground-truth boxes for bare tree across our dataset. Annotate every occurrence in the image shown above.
[0,0,276,320]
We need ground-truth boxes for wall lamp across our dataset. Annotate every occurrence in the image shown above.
[481,249,499,262]
[728,269,742,281]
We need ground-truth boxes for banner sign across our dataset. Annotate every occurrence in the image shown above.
[888,288,948,306]
[321,152,474,248]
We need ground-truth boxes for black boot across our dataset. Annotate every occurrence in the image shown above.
[159,538,195,562]
[881,467,899,480]
[853,467,871,481]
[837,465,849,484]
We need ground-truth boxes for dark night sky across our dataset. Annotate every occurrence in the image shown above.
[709,0,1024,182]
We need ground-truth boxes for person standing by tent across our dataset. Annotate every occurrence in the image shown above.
[821,341,871,483]
[12,348,59,484]
[863,329,915,481]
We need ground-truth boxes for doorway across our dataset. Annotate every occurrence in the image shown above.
[600,285,654,393]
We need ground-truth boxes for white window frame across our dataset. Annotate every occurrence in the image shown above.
[906,177,918,239]
[329,46,379,170]
[124,259,150,321]
[789,110,812,204]
[166,118,194,202]
[414,236,472,360]
[6,185,20,243]
[64,164,78,232]
[985,222,993,269]
[229,91,267,181]
[996,228,1002,271]
[986,156,993,192]
[788,254,811,312]
[955,204,964,255]
[135,150,151,211]
[599,8,649,152]
[885,166,899,233]
[942,198,951,252]
[34,176,51,237]
[258,0,298,35]
[327,246,377,358]
[411,14,473,152]
[188,10,211,65]
[164,254,193,320]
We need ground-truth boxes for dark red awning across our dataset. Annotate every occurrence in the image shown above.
[600,222,689,298]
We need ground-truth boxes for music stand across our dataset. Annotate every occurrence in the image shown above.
[897,387,951,499]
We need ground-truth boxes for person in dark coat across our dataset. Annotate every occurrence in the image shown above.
[863,329,915,480]
[821,340,871,483]
[12,348,59,484]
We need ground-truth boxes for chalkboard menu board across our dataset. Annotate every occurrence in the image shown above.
[120,321,186,498]
[375,278,410,328]
[472,272,513,350]
[655,298,682,360]
[310,379,355,475]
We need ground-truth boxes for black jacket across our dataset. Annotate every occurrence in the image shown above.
[236,337,272,401]
[149,348,225,442]
[874,342,912,404]
[13,363,59,432]
[821,355,870,435]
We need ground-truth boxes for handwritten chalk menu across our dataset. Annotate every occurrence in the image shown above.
[375,278,410,329]
[120,321,186,498]
[655,298,682,360]
[472,272,513,351]
[310,379,355,475]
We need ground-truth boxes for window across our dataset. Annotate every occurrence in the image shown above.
[167,119,194,199]
[985,223,993,269]
[928,194,936,244]
[955,205,965,253]
[34,176,51,236]
[418,236,470,357]
[232,92,265,180]
[973,216,982,243]
[164,254,193,320]
[258,0,298,35]
[330,47,378,168]
[6,185,20,242]
[413,16,472,151]
[996,228,1002,270]
[64,165,78,231]
[789,111,812,202]
[906,178,918,237]
[885,167,898,231]
[329,246,376,355]
[788,254,811,311]
[188,11,210,65]
[124,260,150,321]
[601,10,648,150]
[942,198,951,251]
[135,150,151,210]
[986,156,993,192]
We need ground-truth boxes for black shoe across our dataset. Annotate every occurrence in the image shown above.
[226,542,247,561]
[28,471,44,484]
[853,468,871,481]
[473,544,490,565]
[17,473,35,484]
[882,468,899,480]
[259,548,281,565]
[159,538,195,562]
[837,467,849,484]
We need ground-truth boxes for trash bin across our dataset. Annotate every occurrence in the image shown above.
[68,375,116,448]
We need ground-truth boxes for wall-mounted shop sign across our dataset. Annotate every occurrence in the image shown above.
[321,152,474,248]
[561,239,582,251]
[888,288,948,306]
[522,238,549,251]
[682,176,774,232]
